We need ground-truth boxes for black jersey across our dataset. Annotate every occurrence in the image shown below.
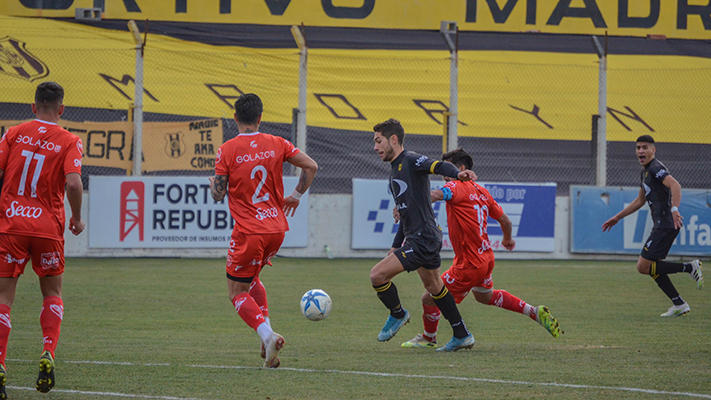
[641,158,674,229]
[389,151,460,247]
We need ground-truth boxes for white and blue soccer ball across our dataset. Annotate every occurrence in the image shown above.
[300,289,332,321]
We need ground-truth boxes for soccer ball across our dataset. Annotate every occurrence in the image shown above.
[300,289,332,321]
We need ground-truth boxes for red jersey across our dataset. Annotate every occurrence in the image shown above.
[0,120,83,241]
[215,132,299,235]
[440,180,503,267]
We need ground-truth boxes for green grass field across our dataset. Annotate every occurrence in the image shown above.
[3,257,710,399]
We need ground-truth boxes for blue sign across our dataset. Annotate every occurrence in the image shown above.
[352,179,556,252]
[570,186,711,256]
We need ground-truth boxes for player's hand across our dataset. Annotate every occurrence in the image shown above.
[283,196,299,217]
[69,216,84,236]
[387,247,397,256]
[392,207,400,223]
[502,238,516,251]
[672,210,684,229]
[601,216,619,232]
[208,176,215,189]
[458,170,477,182]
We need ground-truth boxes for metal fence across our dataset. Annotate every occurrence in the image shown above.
[1,36,710,195]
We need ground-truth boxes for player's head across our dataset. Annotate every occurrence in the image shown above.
[234,93,263,127]
[373,119,404,162]
[635,135,656,166]
[442,148,473,170]
[33,81,64,114]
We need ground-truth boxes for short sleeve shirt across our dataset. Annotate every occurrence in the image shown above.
[215,132,299,234]
[0,120,83,240]
[642,158,674,229]
[440,181,503,267]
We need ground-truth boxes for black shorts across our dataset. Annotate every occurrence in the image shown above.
[393,236,442,272]
[640,227,680,261]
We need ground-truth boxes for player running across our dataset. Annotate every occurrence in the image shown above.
[0,82,85,397]
[602,135,703,317]
[401,148,562,349]
[209,93,317,368]
[370,119,477,352]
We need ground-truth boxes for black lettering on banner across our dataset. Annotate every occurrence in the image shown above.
[220,0,295,14]
[322,0,375,19]
[182,210,195,229]
[607,106,654,132]
[176,0,187,13]
[19,0,73,9]
[467,0,537,24]
[99,74,159,102]
[314,94,366,120]
[618,0,659,28]
[485,0,519,23]
[154,209,166,229]
[107,130,126,160]
[412,100,468,126]
[121,0,141,12]
[87,130,106,158]
[509,104,553,128]
[205,84,244,109]
[547,0,607,28]
[677,0,711,29]
[168,209,180,229]
[185,184,198,204]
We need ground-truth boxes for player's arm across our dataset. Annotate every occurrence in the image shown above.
[209,174,228,202]
[284,152,318,217]
[430,188,445,203]
[602,188,646,231]
[430,160,477,182]
[496,213,516,251]
[66,172,85,236]
[663,174,683,229]
[389,223,404,256]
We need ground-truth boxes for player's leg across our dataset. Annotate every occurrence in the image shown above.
[32,238,65,393]
[651,260,704,289]
[370,253,409,341]
[227,233,284,367]
[249,276,270,358]
[640,229,689,316]
[401,291,439,348]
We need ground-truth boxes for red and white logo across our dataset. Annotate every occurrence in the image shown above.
[120,181,145,241]
[38,126,47,134]
[40,251,60,270]
[6,201,42,219]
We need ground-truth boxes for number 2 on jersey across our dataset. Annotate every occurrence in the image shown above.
[18,150,45,198]
[251,165,270,204]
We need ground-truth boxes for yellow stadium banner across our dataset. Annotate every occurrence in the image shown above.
[142,119,223,172]
[1,0,710,40]
[0,118,222,172]
[1,16,710,144]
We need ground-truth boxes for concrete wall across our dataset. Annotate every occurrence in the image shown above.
[67,193,636,260]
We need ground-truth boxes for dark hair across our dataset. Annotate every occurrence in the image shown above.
[442,148,473,170]
[234,93,263,125]
[373,118,404,145]
[636,135,655,144]
[34,81,64,112]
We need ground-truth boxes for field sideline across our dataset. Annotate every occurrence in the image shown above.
[3,257,709,400]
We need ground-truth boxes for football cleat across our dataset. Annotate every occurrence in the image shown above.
[689,260,704,290]
[0,363,7,400]
[263,333,284,368]
[377,310,410,342]
[36,350,55,393]
[660,303,690,317]
[536,306,562,338]
[401,333,438,348]
[436,334,475,352]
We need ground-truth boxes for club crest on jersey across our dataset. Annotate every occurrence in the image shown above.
[164,132,186,158]
[0,37,49,82]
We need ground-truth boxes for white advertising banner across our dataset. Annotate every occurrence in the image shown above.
[352,179,556,252]
[89,176,308,248]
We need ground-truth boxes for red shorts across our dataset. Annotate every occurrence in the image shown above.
[441,258,495,304]
[226,231,285,280]
[0,234,64,278]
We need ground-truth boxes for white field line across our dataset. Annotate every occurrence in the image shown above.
[7,359,711,399]
[7,385,209,400]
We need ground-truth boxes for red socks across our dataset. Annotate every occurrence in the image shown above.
[232,293,266,331]
[249,277,269,318]
[0,304,11,367]
[422,304,441,341]
[40,296,64,357]
[489,290,528,315]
